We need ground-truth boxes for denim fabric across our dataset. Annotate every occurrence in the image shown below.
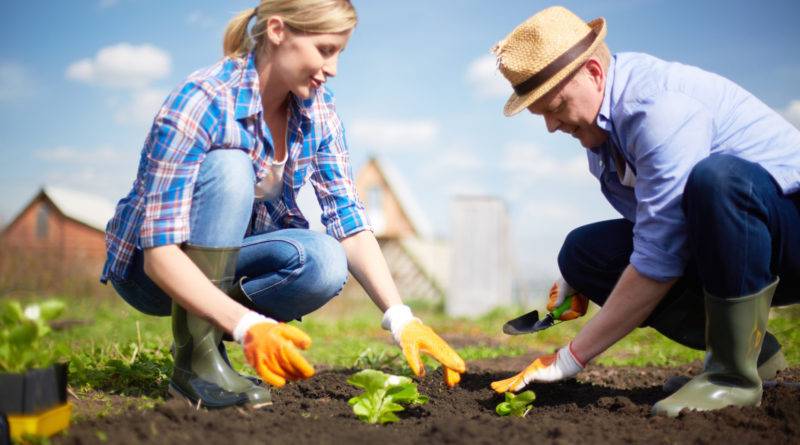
[556,219,704,328]
[111,149,348,320]
[558,155,800,314]
[683,155,800,302]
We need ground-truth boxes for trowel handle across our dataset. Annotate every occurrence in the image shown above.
[550,295,575,320]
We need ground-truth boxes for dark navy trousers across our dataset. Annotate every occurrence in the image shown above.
[558,155,800,331]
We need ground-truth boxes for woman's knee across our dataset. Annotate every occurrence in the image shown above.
[190,150,255,246]
[303,233,348,303]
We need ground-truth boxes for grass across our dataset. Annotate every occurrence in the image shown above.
[6,292,799,400]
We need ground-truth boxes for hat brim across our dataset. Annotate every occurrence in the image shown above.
[503,17,607,117]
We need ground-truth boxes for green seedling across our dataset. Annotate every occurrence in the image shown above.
[347,369,428,424]
[0,299,66,372]
[495,390,536,417]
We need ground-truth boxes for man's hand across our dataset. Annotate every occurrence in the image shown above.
[234,312,315,388]
[490,343,584,393]
[547,277,589,321]
[383,305,466,387]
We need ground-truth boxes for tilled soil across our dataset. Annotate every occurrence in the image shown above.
[55,360,800,445]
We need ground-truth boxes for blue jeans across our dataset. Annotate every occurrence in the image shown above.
[111,149,348,322]
[558,155,799,325]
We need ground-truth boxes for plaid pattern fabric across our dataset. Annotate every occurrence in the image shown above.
[101,52,370,283]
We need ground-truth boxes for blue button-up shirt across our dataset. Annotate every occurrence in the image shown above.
[589,52,800,281]
[102,52,370,283]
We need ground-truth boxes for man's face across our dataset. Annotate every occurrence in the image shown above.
[527,61,608,149]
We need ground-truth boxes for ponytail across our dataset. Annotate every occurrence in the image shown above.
[223,8,257,58]
[222,1,357,60]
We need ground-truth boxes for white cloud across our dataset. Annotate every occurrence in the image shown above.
[98,0,119,9]
[782,100,800,129]
[65,43,171,89]
[465,54,510,99]
[114,88,167,127]
[187,11,217,29]
[500,142,591,184]
[348,118,439,151]
[34,145,134,164]
[33,144,140,202]
[0,62,34,102]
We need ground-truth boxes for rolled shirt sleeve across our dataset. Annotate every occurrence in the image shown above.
[621,91,715,281]
[309,94,371,239]
[138,83,217,248]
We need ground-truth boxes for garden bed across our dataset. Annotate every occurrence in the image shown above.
[55,358,800,444]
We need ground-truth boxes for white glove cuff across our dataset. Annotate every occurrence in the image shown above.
[381,304,417,343]
[233,311,277,344]
[557,342,586,375]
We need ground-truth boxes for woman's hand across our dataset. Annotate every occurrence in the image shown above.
[383,305,466,387]
[234,312,315,388]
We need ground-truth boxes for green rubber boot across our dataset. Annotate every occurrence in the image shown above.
[649,288,786,394]
[169,245,272,409]
[651,278,778,417]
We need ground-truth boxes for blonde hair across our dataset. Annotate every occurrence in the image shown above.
[592,42,611,71]
[223,0,357,58]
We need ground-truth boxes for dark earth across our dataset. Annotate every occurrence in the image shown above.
[54,357,800,445]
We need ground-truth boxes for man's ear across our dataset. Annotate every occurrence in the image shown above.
[265,16,287,46]
[584,58,605,92]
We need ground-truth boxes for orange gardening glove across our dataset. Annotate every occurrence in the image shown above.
[382,305,466,387]
[233,312,315,388]
[490,343,584,393]
[547,277,589,321]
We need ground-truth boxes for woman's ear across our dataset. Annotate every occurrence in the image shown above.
[265,16,286,46]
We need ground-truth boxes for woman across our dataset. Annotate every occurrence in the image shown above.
[100,0,465,409]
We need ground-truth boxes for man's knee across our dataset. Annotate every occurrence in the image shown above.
[557,220,633,304]
[683,155,752,213]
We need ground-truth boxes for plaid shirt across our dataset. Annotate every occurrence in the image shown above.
[101,52,370,283]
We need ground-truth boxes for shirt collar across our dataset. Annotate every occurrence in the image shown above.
[595,55,616,132]
[234,51,314,122]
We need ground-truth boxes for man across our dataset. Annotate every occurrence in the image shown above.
[489,6,800,417]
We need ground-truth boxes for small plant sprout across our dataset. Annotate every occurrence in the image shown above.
[347,369,428,424]
[0,299,66,372]
[495,390,536,417]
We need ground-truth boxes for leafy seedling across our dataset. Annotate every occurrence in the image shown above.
[495,390,536,417]
[347,369,428,424]
[0,299,66,372]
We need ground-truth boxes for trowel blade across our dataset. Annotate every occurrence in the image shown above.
[503,310,539,335]
[502,310,557,335]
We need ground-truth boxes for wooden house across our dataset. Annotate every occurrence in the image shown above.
[352,157,449,302]
[0,187,115,291]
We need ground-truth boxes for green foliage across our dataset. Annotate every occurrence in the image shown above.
[68,337,172,398]
[347,369,428,424]
[495,390,536,417]
[352,347,401,371]
[0,299,66,372]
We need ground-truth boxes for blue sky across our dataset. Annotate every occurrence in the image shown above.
[2,0,799,283]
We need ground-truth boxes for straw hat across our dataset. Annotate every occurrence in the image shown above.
[494,6,606,116]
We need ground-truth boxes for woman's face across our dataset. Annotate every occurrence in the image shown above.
[271,26,352,100]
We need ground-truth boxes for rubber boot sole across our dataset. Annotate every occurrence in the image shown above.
[662,347,788,394]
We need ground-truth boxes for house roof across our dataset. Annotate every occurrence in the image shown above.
[368,157,433,239]
[41,186,116,232]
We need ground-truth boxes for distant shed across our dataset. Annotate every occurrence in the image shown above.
[0,187,115,285]
[353,157,447,301]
